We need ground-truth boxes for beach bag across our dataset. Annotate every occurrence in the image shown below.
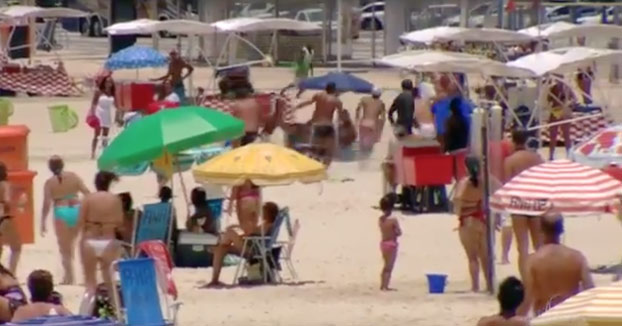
[86,113,100,129]
[0,98,14,126]
[48,105,79,133]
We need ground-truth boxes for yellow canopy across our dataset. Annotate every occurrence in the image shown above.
[192,143,327,186]
[531,280,622,326]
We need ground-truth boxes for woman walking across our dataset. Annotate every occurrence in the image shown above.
[41,156,90,284]
[90,76,119,159]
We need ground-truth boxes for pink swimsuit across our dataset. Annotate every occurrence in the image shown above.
[380,240,398,251]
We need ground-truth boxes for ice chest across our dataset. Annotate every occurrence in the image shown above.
[174,231,218,268]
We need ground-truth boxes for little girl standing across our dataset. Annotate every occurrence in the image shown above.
[379,194,401,291]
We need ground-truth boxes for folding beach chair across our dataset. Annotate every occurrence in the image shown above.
[132,202,174,256]
[111,258,181,326]
[233,207,289,284]
[278,219,300,280]
[135,240,179,300]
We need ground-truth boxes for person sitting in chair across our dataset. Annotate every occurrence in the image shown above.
[205,202,279,288]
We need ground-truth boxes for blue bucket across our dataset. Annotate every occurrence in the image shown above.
[426,274,448,294]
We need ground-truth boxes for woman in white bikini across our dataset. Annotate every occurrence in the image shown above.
[41,156,90,284]
[77,171,123,301]
[90,76,119,159]
[0,162,21,275]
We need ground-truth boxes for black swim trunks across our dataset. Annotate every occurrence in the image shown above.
[312,124,335,139]
[240,132,259,146]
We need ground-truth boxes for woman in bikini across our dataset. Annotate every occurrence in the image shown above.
[77,171,123,302]
[378,194,401,291]
[0,263,26,323]
[0,162,21,275]
[453,156,490,292]
[227,180,261,235]
[41,156,90,284]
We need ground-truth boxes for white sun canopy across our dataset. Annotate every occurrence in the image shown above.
[400,26,535,44]
[105,19,218,35]
[0,6,87,19]
[506,47,622,77]
[210,17,321,33]
[378,50,532,77]
[519,22,622,40]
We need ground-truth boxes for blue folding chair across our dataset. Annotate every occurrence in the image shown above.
[132,203,174,256]
[7,315,120,326]
[233,207,289,284]
[111,258,180,326]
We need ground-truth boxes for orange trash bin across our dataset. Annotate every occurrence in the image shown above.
[0,125,30,171]
[7,170,37,244]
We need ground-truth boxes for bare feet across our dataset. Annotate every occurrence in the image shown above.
[201,281,226,289]
[380,287,397,291]
[60,277,75,285]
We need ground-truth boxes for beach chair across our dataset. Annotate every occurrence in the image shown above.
[233,207,289,284]
[132,202,174,256]
[111,258,181,326]
[135,240,178,300]
[278,219,300,281]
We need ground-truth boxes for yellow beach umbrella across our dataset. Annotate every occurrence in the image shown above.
[531,280,622,326]
[192,143,327,186]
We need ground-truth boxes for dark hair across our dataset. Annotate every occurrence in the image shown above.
[0,161,6,181]
[48,155,64,183]
[262,202,279,223]
[159,186,173,203]
[498,276,525,312]
[465,156,480,187]
[380,194,394,214]
[118,192,133,212]
[94,171,118,191]
[27,270,54,302]
[190,187,207,208]
[326,82,336,94]
[511,129,529,146]
[98,75,115,96]
[450,97,462,116]
[401,79,413,90]
[541,214,564,237]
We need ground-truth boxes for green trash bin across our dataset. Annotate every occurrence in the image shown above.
[48,105,78,133]
[0,98,14,126]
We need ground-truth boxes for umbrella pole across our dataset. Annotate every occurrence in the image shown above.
[175,157,190,209]
[482,110,496,295]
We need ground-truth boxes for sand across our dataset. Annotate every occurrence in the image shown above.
[4,53,622,326]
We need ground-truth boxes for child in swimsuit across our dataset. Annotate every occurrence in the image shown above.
[378,194,401,291]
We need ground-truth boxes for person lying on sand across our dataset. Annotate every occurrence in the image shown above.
[477,276,528,326]
[518,214,594,316]
[378,195,401,291]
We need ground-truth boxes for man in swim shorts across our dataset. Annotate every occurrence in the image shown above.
[295,82,344,166]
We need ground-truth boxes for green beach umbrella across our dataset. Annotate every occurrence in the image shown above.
[97,106,244,171]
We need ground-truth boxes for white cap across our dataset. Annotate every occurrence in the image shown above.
[371,88,382,96]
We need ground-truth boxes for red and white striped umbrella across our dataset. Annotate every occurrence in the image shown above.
[491,160,622,216]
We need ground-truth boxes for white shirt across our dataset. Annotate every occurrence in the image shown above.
[164,92,180,103]
[418,81,436,101]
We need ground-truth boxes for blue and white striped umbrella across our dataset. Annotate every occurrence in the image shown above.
[105,45,168,71]
[7,315,120,326]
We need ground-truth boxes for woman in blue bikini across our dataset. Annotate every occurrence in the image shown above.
[41,156,90,284]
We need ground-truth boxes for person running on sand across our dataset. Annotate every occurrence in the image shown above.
[206,202,279,287]
[504,129,544,280]
[518,214,594,316]
[0,263,26,323]
[11,270,71,322]
[41,156,90,285]
[90,76,119,159]
[152,49,194,104]
[78,172,124,300]
[379,194,401,291]
[477,276,529,326]
[0,162,21,275]
[453,156,490,292]
[232,87,263,147]
[295,82,344,165]
[355,88,385,153]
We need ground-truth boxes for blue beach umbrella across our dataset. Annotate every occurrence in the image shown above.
[298,72,374,93]
[105,45,168,71]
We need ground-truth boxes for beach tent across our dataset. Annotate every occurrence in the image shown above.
[211,17,320,33]
[105,19,218,36]
[505,47,622,77]
[531,280,622,326]
[0,6,87,20]
[400,26,535,45]
[519,22,622,40]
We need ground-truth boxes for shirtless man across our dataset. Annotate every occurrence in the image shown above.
[152,49,194,104]
[504,129,544,280]
[295,82,344,165]
[232,87,263,147]
[518,215,594,316]
[477,277,529,326]
[12,270,71,322]
[355,88,385,152]
[413,88,436,140]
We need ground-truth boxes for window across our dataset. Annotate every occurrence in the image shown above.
[308,11,324,22]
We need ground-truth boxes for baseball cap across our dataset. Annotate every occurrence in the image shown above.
[371,88,382,96]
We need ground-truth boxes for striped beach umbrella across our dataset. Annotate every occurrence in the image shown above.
[531,280,622,326]
[490,160,622,216]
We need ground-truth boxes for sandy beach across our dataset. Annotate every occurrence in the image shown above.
[3,51,622,326]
